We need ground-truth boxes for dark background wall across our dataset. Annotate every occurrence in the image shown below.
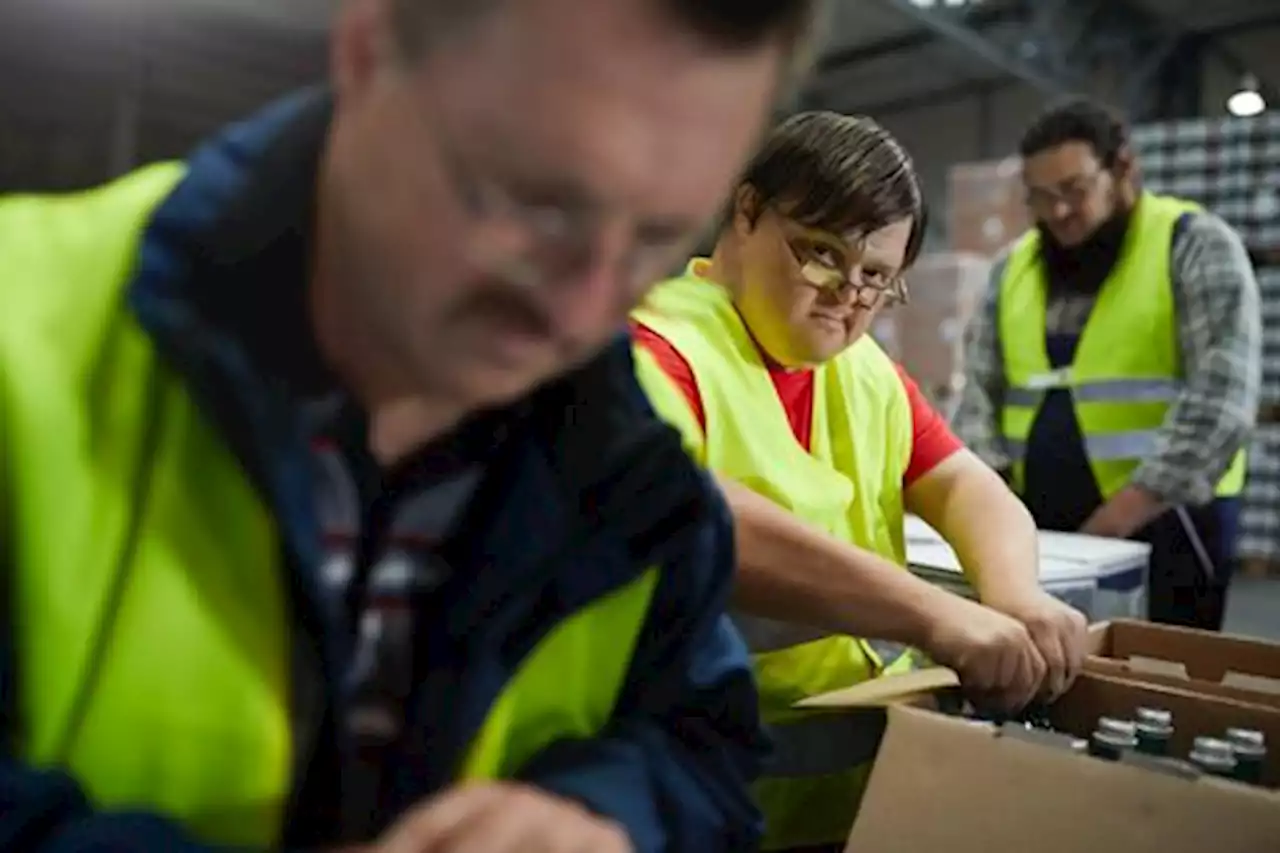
[0,0,327,192]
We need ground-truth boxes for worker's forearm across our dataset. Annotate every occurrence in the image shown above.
[717,476,955,647]
[931,468,1040,607]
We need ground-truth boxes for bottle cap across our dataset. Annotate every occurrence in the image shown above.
[1092,729,1137,750]
[1226,728,1266,749]
[1136,719,1173,737]
[1136,707,1173,727]
[1193,736,1235,757]
[1097,717,1137,737]
[1190,737,1238,772]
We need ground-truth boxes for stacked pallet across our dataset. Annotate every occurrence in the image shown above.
[1130,115,1280,572]
[892,253,992,413]
[947,156,1029,258]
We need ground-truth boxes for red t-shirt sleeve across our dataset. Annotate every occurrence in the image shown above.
[895,363,964,486]
[632,325,958,484]
[630,322,707,431]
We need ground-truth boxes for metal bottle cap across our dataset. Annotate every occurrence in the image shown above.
[1226,728,1266,749]
[1135,719,1173,737]
[1097,717,1138,738]
[1190,736,1238,773]
[1092,716,1139,752]
[1136,707,1173,727]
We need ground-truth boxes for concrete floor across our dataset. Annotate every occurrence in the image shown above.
[1224,576,1280,640]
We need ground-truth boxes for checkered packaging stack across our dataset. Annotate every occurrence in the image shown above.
[1240,265,1280,564]
[1130,114,1280,253]
[1130,115,1280,565]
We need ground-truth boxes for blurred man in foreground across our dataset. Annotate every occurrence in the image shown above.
[955,97,1260,631]
[0,1,825,851]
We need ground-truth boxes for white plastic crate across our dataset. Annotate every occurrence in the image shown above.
[903,516,1151,622]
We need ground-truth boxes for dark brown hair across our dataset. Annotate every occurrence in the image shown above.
[1020,96,1129,168]
[737,111,927,269]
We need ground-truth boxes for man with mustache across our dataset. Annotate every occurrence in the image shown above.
[955,97,1261,632]
[0,1,824,851]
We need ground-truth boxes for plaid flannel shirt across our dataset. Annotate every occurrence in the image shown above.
[952,211,1261,507]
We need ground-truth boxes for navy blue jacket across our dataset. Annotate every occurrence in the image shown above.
[0,92,767,852]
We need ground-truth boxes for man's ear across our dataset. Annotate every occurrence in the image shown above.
[1111,144,1142,203]
[734,184,763,234]
[1112,144,1137,184]
[332,0,389,102]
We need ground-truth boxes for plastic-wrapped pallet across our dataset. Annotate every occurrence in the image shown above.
[947,157,1030,257]
[892,252,992,411]
[1129,115,1280,572]
[1129,114,1280,254]
[1240,264,1280,572]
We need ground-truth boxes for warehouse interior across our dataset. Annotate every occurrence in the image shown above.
[803,0,1280,641]
[806,0,1279,249]
[4,1,1280,848]
[6,0,1274,630]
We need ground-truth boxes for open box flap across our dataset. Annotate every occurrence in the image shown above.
[795,667,960,709]
[1088,621,1280,703]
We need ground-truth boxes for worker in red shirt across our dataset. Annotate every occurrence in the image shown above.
[631,112,1089,852]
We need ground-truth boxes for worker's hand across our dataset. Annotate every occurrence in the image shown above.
[922,595,1047,712]
[376,782,633,853]
[986,590,1088,700]
[1079,486,1165,539]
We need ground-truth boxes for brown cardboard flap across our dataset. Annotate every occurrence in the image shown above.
[1085,657,1280,707]
[1126,655,1192,679]
[847,703,1280,853]
[1116,656,1280,694]
[1087,620,1280,707]
[1222,672,1280,696]
[795,667,960,709]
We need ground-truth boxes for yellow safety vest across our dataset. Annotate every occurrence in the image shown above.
[632,266,915,850]
[0,164,660,848]
[998,192,1246,500]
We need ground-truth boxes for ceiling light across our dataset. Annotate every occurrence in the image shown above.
[1227,75,1266,117]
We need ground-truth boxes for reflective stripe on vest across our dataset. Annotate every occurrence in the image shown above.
[996,193,1247,500]
[1005,375,1183,407]
[3,164,661,847]
[633,269,915,850]
[1005,429,1158,463]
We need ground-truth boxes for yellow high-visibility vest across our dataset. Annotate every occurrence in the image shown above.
[633,266,914,850]
[0,164,660,848]
[998,192,1245,499]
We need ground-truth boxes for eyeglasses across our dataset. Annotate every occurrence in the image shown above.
[1024,169,1105,216]
[782,227,908,309]
[430,116,686,297]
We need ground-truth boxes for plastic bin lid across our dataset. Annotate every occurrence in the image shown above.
[903,515,1151,583]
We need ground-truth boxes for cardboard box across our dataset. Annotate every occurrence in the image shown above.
[948,158,1031,257]
[1051,671,1280,785]
[1087,620,1280,707]
[847,701,1280,853]
[802,669,1280,853]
